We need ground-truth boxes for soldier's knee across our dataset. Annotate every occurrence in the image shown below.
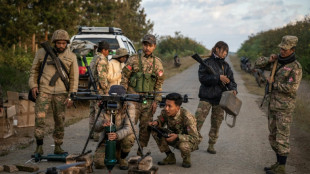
[179,142,191,154]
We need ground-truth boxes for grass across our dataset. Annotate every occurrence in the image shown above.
[230,54,265,96]
[163,56,198,79]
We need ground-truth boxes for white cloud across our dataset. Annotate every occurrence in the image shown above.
[142,0,310,51]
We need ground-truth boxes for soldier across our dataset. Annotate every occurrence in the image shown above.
[255,35,302,174]
[29,29,78,155]
[93,85,136,170]
[195,41,237,154]
[121,34,164,155]
[149,93,201,168]
[88,41,110,141]
[107,48,129,87]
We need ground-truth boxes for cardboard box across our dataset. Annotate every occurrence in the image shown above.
[7,91,35,127]
[0,105,15,139]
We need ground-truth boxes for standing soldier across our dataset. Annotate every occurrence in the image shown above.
[121,34,164,155]
[195,41,237,154]
[89,41,110,141]
[255,35,302,174]
[149,93,201,168]
[107,48,129,87]
[29,29,78,155]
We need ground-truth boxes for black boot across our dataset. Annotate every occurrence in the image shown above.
[34,139,44,155]
[119,151,129,170]
[266,155,287,174]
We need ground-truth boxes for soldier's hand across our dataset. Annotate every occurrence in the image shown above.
[232,90,237,96]
[65,98,73,108]
[103,122,111,127]
[151,101,157,115]
[108,133,118,141]
[269,54,278,62]
[220,75,230,84]
[32,87,39,99]
[148,121,158,126]
[166,133,178,142]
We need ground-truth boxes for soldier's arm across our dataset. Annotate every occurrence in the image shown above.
[154,59,164,102]
[94,113,109,133]
[274,66,302,94]
[29,50,42,89]
[156,110,167,127]
[116,102,136,140]
[120,56,134,90]
[178,113,200,144]
[254,56,272,70]
[97,58,109,94]
[69,54,79,93]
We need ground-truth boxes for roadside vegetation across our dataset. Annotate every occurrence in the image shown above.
[237,15,310,79]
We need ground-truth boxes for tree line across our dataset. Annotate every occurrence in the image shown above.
[237,15,310,78]
[0,0,153,50]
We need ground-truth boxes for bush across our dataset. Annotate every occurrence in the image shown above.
[237,15,310,78]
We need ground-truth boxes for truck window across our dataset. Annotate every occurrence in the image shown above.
[73,38,120,49]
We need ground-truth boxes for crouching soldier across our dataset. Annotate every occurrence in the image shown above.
[93,85,136,170]
[149,93,201,168]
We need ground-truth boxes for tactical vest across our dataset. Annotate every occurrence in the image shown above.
[129,53,156,92]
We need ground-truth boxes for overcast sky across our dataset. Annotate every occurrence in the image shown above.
[141,0,310,52]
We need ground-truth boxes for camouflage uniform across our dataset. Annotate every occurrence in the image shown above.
[195,101,224,145]
[89,52,109,134]
[255,53,302,156]
[93,102,136,168]
[152,108,201,159]
[121,52,164,149]
[29,29,79,149]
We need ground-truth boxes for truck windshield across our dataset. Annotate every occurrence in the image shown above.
[73,38,120,49]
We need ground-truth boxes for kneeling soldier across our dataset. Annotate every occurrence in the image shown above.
[149,93,201,168]
[93,85,136,170]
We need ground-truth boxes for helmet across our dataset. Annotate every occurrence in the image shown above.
[51,29,70,43]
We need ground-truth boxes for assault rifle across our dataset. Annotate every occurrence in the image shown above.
[149,125,172,138]
[82,56,97,92]
[261,59,278,107]
[41,41,70,91]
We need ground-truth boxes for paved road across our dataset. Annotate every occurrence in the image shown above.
[1,56,291,174]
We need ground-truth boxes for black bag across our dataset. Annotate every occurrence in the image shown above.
[28,53,48,102]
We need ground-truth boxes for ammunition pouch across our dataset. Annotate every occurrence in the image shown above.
[129,53,157,93]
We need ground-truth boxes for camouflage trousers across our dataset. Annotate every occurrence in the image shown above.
[268,109,293,156]
[195,101,224,145]
[152,131,197,159]
[132,101,154,148]
[89,100,97,129]
[94,133,135,167]
[34,92,67,145]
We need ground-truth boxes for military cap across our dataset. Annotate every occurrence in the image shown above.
[278,35,298,50]
[112,48,129,59]
[98,40,110,50]
[109,85,126,96]
[142,34,156,44]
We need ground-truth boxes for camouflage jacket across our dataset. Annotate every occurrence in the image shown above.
[91,52,109,94]
[120,53,164,101]
[94,102,136,141]
[255,56,302,111]
[29,48,79,94]
[155,107,201,145]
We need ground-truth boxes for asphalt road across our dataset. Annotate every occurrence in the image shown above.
[0,56,293,174]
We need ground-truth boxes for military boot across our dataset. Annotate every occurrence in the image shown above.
[54,145,65,154]
[207,144,216,154]
[34,145,43,155]
[119,158,129,170]
[265,165,286,174]
[264,162,279,171]
[158,153,176,165]
[182,155,191,168]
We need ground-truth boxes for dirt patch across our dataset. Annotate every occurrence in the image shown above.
[0,101,89,156]
[163,56,197,79]
[230,54,310,174]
